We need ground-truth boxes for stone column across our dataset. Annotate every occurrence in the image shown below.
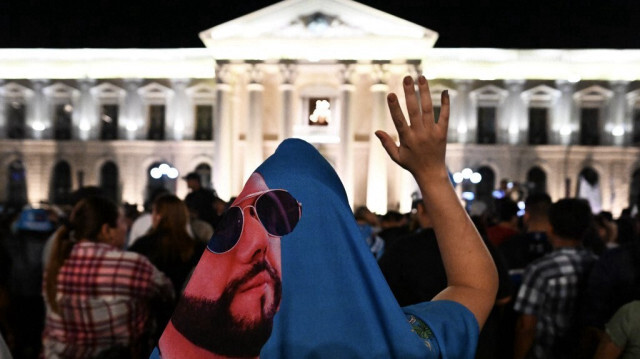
[338,62,355,207]
[0,80,5,139]
[451,80,473,144]
[279,61,297,141]
[76,78,96,140]
[245,63,264,182]
[501,80,526,145]
[554,80,575,145]
[609,80,629,146]
[366,66,389,214]
[169,78,190,140]
[214,62,233,200]
[29,79,49,139]
[122,79,143,140]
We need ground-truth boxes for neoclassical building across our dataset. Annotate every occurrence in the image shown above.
[2,0,640,216]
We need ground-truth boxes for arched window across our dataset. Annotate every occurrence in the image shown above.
[526,166,547,196]
[145,161,178,204]
[195,163,212,189]
[100,161,119,203]
[577,167,601,213]
[7,160,28,207]
[51,161,72,205]
[628,168,640,211]
[476,166,496,206]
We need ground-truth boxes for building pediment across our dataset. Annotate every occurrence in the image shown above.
[199,0,438,61]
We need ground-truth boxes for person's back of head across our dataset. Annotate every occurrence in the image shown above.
[495,198,519,224]
[524,193,552,219]
[151,194,193,262]
[380,210,406,229]
[548,198,593,242]
[46,196,119,313]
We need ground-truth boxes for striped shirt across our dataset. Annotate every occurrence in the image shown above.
[514,247,596,359]
[43,241,173,359]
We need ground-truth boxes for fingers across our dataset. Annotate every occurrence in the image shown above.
[402,76,422,128]
[375,130,400,164]
[439,90,450,130]
[417,76,434,125]
[387,93,408,135]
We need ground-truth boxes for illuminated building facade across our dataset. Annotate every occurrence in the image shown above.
[2,0,640,216]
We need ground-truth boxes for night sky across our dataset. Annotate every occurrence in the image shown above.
[0,0,639,49]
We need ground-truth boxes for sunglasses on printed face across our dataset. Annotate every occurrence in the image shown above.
[207,189,302,254]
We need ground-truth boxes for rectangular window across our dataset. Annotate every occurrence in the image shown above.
[528,107,548,145]
[308,97,330,126]
[54,104,73,140]
[100,104,119,140]
[632,109,640,145]
[7,101,26,139]
[147,105,165,140]
[194,105,213,141]
[477,106,496,144]
[580,108,600,145]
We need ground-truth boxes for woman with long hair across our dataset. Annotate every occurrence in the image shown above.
[42,196,173,359]
[130,194,205,294]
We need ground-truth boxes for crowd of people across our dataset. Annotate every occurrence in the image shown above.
[361,191,640,358]
[0,75,637,358]
[0,172,224,358]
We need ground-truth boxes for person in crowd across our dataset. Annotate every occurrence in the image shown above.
[354,205,385,259]
[377,210,410,251]
[593,300,640,359]
[128,187,170,248]
[583,233,640,332]
[499,193,553,279]
[5,208,54,359]
[497,193,553,359]
[153,75,497,358]
[486,198,521,247]
[183,172,219,229]
[42,196,174,359]
[130,194,205,295]
[513,198,598,359]
[594,211,618,250]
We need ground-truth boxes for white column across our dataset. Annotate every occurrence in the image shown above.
[75,79,96,141]
[554,80,575,145]
[609,80,629,146]
[451,80,472,144]
[214,63,233,201]
[279,62,297,141]
[338,63,355,207]
[169,78,190,140]
[501,80,526,145]
[28,79,49,139]
[123,79,143,140]
[366,81,389,214]
[0,80,5,139]
[245,66,264,182]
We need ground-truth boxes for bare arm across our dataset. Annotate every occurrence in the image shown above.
[594,333,622,359]
[514,314,537,359]
[376,75,498,328]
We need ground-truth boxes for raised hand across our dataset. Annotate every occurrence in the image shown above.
[375,75,450,183]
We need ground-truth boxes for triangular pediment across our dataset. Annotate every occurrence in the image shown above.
[199,0,438,61]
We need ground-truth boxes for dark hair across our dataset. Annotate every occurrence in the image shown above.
[496,198,519,222]
[524,193,552,219]
[149,194,194,262]
[45,196,119,313]
[548,198,593,241]
[382,210,405,223]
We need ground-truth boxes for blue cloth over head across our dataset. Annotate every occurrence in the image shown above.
[256,139,478,358]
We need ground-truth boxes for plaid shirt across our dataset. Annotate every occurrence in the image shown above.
[43,242,173,359]
[514,247,596,359]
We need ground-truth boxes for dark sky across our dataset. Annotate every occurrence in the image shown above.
[1,0,639,49]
